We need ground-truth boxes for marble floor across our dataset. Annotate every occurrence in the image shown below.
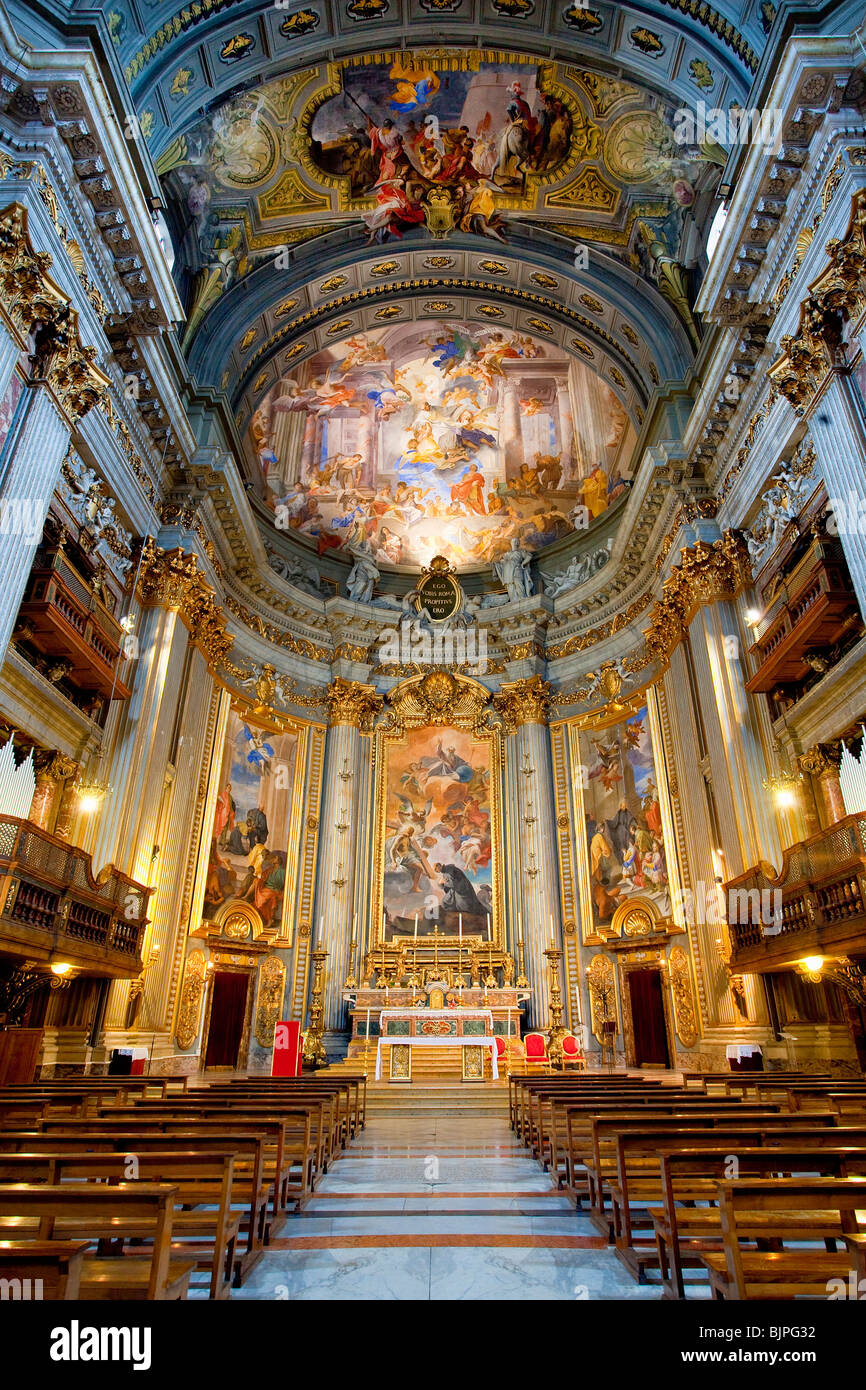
[230,1084,667,1301]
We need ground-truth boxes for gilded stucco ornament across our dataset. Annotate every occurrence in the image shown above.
[769,189,866,411]
[175,950,207,1050]
[0,202,110,421]
[668,945,699,1048]
[254,955,286,1049]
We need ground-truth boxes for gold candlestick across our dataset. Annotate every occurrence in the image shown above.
[302,948,329,1068]
[516,938,529,990]
[543,945,569,1069]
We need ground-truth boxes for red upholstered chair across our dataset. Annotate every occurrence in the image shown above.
[561,1034,586,1071]
[523,1032,549,1072]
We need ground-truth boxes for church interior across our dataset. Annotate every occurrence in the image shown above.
[0,0,865,1320]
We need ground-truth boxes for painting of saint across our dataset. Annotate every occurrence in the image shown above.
[200,711,297,931]
[250,319,635,570]
[578,706,670,932]
[381,726,494,938]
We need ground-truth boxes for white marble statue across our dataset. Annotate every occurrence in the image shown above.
[346,538,380,604]
[493,539,533,601]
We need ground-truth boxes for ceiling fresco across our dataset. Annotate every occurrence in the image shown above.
[249,320,635,570]
[157,51,725,353]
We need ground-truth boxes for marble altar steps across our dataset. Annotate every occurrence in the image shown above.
[366,1083,509,1116]
[333,1048,496,1082]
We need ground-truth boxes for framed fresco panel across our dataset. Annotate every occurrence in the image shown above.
[372,673,504,946]
[570,689,681,941]
[199,708,303,939]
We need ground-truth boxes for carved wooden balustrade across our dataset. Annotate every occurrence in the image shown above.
[726,814,866,971]
[18,548,131,701]
[0,816,150,976]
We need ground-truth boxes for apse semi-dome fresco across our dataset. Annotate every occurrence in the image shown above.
[249,323,635,569]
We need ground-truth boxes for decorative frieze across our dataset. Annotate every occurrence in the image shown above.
[644,531,753,662]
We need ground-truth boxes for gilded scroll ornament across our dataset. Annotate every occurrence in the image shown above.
[254,955,285,1049]
[175,950,207,1049]
[668,945,698,1048]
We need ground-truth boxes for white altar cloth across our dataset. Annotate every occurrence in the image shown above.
[375,1035,499,1080]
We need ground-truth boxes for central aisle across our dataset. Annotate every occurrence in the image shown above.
[235,1083,660,1300]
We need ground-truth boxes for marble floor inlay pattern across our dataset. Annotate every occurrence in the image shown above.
[229,1083,668,1300]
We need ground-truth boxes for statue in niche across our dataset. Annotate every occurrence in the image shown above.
[493,539,534,601]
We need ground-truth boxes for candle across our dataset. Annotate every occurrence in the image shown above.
[517,910,522,946]
[486,913,490,941]
[550,914,555,949]
[459,913,463,940]
[414,913,418,941]
[366,1007,371,1041]
[319,914,325,948]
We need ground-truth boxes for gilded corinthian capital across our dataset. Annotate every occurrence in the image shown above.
[326,678,383,730]
[493,675,551,731]
[133,538,233,664]
[644,530,752,662]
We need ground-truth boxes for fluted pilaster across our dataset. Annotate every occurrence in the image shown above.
[0,386,69,660]
[315,679,382,1031]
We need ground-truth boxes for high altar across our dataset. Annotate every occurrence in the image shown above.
[374,1008,501,1082]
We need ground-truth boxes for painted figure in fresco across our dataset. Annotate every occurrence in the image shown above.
[581,464,610,519]
[363,177,426,243]
[240,725,275,778]
[389,824,436,893]
[437,862,484,914]
[493,539,534,600]
[214,782,235,845]
[367,117,409,183]
[450,463,487,515]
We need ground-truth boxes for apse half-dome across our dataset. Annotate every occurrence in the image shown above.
[247,320,636,571]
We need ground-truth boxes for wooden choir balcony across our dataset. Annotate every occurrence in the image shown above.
[746,533,857,695]
[18,550,130,702]
[0,817,150,977]
[726,814,866,972]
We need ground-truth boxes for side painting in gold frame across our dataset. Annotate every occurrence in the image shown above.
[568,686,683,942]
[199,706,306,939]
[371,673,505,946]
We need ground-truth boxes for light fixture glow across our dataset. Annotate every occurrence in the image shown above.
[745,608,761,625]
[803,956,824,974]
[50,961,72,976]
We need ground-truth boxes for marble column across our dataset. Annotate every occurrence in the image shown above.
[0,386,70,661]
[810,371,866,616]
[556,383,575,482]
[502,380,522,480]
[29,752,77,832]
[800,743,847,827]
[314,679,382,1034]
[0,321,21,406]
[496,677,560,1030]
[269,380,305,490]
[299,411,317,486]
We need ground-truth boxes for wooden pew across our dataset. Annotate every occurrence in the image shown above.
[35,1112,311,1228]
[583,1113,842,1230]
[698,1177,866,1298]
[0,1130,270,1286]
[0,1240,89,1298]
[0,1183,195,1299]
[0,1152,242,1299]
[651,1143,866,1298]
[559,1101,781,1210]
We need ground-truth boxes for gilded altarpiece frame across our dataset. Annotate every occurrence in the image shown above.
[371,673,505,950]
